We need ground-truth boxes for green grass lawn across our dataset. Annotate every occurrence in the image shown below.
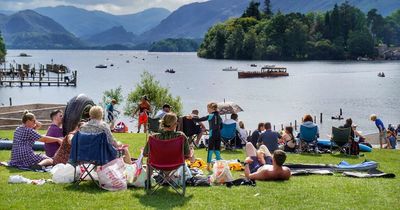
[0,130,398,209]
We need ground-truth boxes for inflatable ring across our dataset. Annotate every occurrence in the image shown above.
[62,94,95,136]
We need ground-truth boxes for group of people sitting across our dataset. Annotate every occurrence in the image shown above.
[9,106,133,170]
[11,100,397,183]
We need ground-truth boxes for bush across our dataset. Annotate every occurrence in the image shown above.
[125,71,183,118]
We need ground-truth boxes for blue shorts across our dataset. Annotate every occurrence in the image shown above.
[249,156,273,173]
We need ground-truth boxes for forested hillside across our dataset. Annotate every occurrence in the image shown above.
[198,1,400,60]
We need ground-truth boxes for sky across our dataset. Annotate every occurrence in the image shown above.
[0,0,208,15]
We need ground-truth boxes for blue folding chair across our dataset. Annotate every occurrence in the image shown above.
[299,125,319,153]
[69,131,117,186]
[221,123,236,150]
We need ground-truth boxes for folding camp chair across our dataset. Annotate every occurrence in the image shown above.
[330,126,351,155]
[69,131,117,186]
[221,123,236,150]
[181,116,202,148]
[148,117,160,134]
[299,125,318,153]
[145,135,186,196]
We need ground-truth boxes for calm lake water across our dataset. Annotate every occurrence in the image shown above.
[1,50,400,136]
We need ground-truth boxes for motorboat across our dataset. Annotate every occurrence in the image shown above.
[222,67,238,71]
[95,64,107,69]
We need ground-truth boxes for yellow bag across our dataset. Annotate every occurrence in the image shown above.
[186,158,207,169]
[229,162,244,171]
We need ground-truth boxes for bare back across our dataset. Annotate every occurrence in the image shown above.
[257,165,291,181]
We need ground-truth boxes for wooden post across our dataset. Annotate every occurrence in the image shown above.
[340,108,343,116]
[281,124,284,130]
[314,116,316,123]
[9,97,12,106]
[290,122,292,127]
[320,113,323,123]
[273,125,276,131]
[295,120,297,130]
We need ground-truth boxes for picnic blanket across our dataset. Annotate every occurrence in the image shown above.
[0,161,51,172]
[343,168,395,178]
[291,169,334,176]
[334,160,378,172]
[285,160,381,176]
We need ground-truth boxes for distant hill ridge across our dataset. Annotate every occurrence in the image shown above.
[0,10,83,49]
[84,26,136,46]
[34,6,170,38]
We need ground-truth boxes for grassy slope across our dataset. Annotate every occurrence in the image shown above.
[0,130,398,210]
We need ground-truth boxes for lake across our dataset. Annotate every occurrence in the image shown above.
[1,50,399,136]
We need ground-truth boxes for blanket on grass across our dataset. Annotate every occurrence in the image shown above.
[0,161,51,172]
[343,169,395,178]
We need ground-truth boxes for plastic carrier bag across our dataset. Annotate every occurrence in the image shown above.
[51,163,80,184]
[97,158,127,191]
[126,151,148,187]
[211,160,233,184]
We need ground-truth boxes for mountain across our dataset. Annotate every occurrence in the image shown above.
[84,26,136,46]
[0,10,15,16]
[35,6,170,38]
[0,10,83,49]
[139,0,251,42]
[139,0,400,42]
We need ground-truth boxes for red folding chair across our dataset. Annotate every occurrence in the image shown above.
[145,135,186,196]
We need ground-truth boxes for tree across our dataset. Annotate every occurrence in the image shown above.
[100,86,124,108]
[348,30,374,58]
[263,0,273,19]
[224,25,245,59]
[384,10,400,46]
[197,24,226,59]
[284,20,309,59]
[125,71,183,118]
[330,4,341,40]
[241,29,257,59]
[0,31,6,62]
[242,1,261,20]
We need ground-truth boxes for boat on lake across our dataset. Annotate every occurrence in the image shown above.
[377,72,385,77]
[165,69,175,73]
[222,67,238,71]
[250,64,257,67]
[95,64,107,69]
[238,65,289,78]
[19,53,31,57]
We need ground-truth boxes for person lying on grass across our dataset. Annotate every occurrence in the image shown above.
[243,142,291,181]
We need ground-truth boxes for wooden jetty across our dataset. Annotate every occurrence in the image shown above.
[0,62,77,87]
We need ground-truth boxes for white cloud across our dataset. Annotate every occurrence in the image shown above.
[0,0,209,14]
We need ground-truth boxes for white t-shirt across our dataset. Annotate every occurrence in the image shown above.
[238,128,248,142]
[155,110,166,119]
